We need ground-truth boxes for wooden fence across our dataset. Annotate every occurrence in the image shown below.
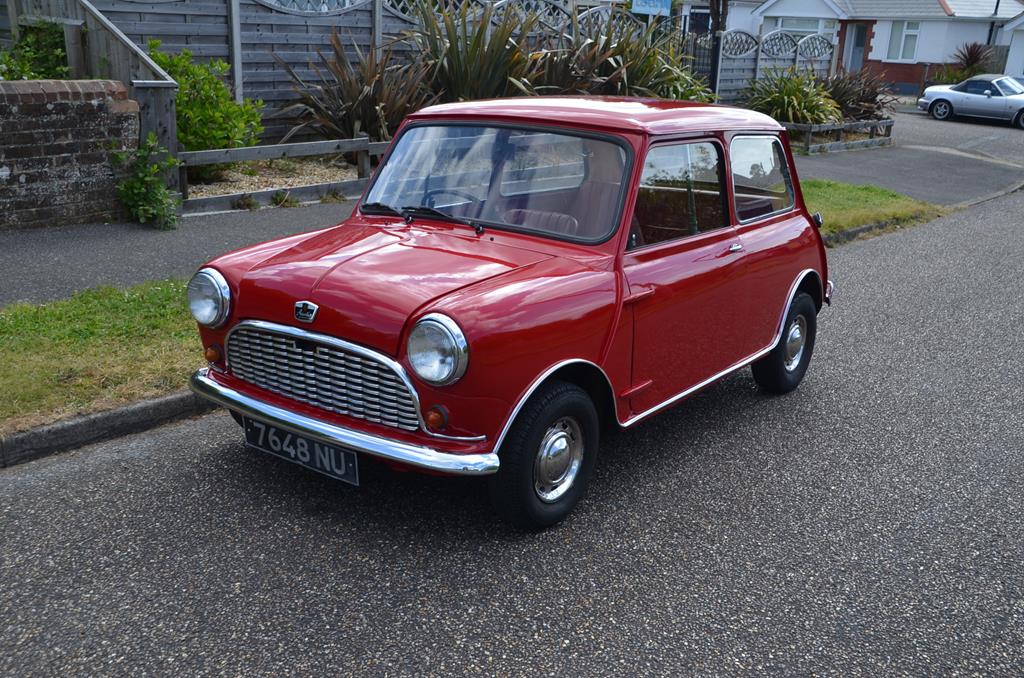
[177,135,389,212]
[715,29,835,102]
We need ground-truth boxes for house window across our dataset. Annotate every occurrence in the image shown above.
[886,21,920,61]
[766,17,838,38]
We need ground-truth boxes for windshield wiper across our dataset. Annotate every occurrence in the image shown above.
[401,205,485,235]
[360,201,402,216]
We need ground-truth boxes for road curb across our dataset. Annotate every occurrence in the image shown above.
[0,391,216,469]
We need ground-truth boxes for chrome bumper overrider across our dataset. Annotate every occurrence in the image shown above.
[825,279,835,304]
[190,368,499,476]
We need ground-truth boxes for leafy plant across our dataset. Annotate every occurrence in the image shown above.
[952,42,994,77]
[112,132,181,229]
[742,68,841,124]
[404,0,541,102]
[278,33,436,142]
[0,21,69,80]
[818,70,897,121]
[232,194,260,211]
[148,40,263,181]
[271,189,298,207]
[524,13,712,101]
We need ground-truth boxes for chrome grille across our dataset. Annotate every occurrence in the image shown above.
[227,325,421,431]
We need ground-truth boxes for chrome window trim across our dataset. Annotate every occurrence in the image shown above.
[409,313,470,386]
[225,319,485,442]
[191,368,498,476]
[728,134,797,225]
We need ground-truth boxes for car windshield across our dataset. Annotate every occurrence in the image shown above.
[363,125,629,243]
[997,77,1024,95]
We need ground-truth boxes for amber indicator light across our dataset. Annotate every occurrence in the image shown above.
[205,345,222,363]
[425,406,448,431]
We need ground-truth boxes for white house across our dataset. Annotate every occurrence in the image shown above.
[752,0,1024,92]
[1006,11,1024,74]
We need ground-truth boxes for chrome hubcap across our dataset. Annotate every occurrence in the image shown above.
[935,103,949,118]
[784,315,807,372]
[533,416,584,503]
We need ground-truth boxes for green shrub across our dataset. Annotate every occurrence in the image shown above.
[818,70,896,121]
[0,21,69,80]
[952,42,994,77]
[112,132,181,229]
[278,33,435,141]
[526,14,712,100]
[742,68,841,124]
[929,64,970,85]
[148,40,263,181]
[404,1,541,102]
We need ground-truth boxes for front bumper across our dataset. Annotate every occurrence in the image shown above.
[190,368,500,476]
[917,98,930,111]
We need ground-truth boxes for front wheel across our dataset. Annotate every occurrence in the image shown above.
[1015,111,1024,130]
[751,292,817,394]
[930,100,953,121]
[488,381,599,530]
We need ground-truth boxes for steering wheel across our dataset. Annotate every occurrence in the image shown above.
[423,188,482,212]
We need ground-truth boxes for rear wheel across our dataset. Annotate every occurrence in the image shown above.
[751,292,817,395]
[930,100,953,121]
[1015,110,1024,130]
[488,381,598,530]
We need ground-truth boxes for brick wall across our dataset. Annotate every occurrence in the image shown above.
[0,80,139,230]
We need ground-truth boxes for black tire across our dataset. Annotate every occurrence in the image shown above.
[751,292,817,395]
[1015,111,1024,130]
[488,380,599,530]
[930,99,953,121]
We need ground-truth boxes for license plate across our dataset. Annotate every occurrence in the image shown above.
[243,417,359,486]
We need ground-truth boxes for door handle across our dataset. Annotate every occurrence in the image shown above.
[728,243,744,253]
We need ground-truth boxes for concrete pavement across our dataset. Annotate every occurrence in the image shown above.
[3,189,1023,674]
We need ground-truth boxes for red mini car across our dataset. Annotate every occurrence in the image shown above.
[189,97,833,529]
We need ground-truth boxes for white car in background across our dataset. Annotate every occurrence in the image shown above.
[918,74,1024,129]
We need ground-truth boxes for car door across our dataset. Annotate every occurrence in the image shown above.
[621,139,749,415]
[960,79,999,116]
[728,134,810,354]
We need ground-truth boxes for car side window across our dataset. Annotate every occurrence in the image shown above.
[628,142,727,250]
[964,80,994,96]
[730,136,794,222]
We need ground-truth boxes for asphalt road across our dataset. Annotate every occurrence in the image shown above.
[0,203,355,307]
[795,111,1024,206]
[3,189,1023,675]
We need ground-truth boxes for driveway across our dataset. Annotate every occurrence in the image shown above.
[2,190,1023,674]
[795,110,1024,205]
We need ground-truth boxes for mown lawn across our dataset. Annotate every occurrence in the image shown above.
[801,178,943,236]
[0,280,199,435]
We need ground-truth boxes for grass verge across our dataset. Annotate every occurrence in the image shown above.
[0,280,198,436]
[801,178,943,237]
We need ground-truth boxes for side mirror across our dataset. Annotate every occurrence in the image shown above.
[984,89,993,98]
[811,212,824,229]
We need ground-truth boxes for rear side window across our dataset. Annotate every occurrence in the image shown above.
[628,141,727,249]
[730,136,794,222]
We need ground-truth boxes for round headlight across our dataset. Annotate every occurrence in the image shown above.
[407,314,469,386]
[187,268,231,328]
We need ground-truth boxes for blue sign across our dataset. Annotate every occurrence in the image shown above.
[632,0,670,16]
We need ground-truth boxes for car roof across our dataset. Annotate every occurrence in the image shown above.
[409,97,784,136]
[968,74,1007,82]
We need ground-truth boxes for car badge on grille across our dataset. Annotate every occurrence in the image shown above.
[294,300,319,323]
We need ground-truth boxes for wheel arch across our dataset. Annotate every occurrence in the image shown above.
[493,359,618,455]
[796,269,824,311]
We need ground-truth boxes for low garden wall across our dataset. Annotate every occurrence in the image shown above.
[0,80,138,229]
